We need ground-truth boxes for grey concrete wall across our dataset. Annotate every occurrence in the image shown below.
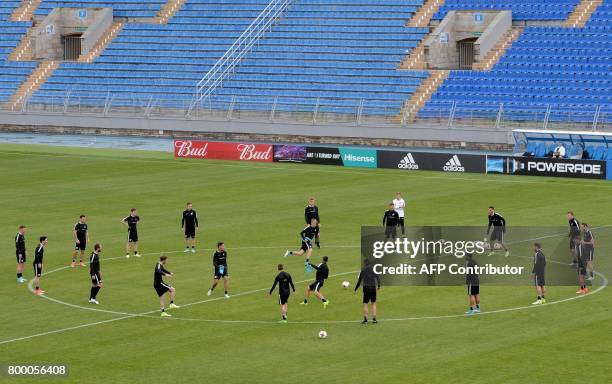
[81,8,113,55]
[34,8,113,59]
[0,112,515,151]
[475,11,511,61]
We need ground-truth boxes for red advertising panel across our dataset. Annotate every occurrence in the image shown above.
[174,140,272,162]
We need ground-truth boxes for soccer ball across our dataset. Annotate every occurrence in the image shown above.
[342,281,350,289]
[318,330,327,339]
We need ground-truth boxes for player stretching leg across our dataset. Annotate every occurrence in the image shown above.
[531,243,547,305]
[269,264,295,324]
[33,236,48,296]
[207,242,230,298]
[284,218,319,273]
[71,215,89,267]
[580,223,595,281]
[122,208,141,258]
[155,256,179,317]
[181,202,199,253]
[15,225,27,283]
[301,256,329,308]
[486,206,509,257]
[354,259,380,324]
[89,244,103,305]
[304,197,321,248]
[465,253,480,315]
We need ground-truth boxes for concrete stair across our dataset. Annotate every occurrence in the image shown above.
[5,60,59,111]
[10,0,42,22]
[472,27,523,71]
[8,28,36,61]
[78,22,124,63]
[399,41,427,70]
[407,0,445,28]
[152,0,188,24]
[564,0,603,27]
[397,70,449,124]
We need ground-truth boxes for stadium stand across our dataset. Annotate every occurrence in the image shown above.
[1,0,609,125]
[0,2,37,104]
[206,0,429,115]
[29,0,429,116]
[421,1,611,123]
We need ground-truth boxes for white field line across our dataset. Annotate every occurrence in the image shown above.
[2,232,609,344]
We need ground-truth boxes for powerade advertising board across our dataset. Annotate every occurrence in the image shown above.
[273,145,377,168]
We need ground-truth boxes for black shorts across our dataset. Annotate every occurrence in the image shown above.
[279,291,290,305]
[363,287,377,303]
[582,247,594,262]
[184,226,196,239]
[33,263,42,277]
[385,225,397,239]
[467,284,479,296]
[16,251,25,263]
[214,265,228,279]
[91,272,102,285]
[534,275,545,287]
[128,230,138,243]
[154,282,171,297]
[309,280,324,292]
[300,240,312,252]
[398,217,405,226]
[75,239,87,251]
[490,228,504,242]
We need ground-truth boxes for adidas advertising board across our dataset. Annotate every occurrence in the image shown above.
[377,150,486,174]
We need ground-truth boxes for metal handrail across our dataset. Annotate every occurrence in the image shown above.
[189,0,294,113]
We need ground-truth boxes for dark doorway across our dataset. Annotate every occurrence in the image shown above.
[457,37,477,69]
[62,34,82,61]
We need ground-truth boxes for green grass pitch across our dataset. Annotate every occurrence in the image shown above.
[0,143,611,384]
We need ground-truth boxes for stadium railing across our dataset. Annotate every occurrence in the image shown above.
[190,0,295,112]
[17,92,612,132]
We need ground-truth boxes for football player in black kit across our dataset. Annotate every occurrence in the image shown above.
[354,259,380,324]
[567,211,581,266]
[531,243,546,305]
[304,197,321,248]
[33,236,48,296]
[580,222,595,281]
[383,203,399,240]
[155,256,180,317]
[487,206,509,256]
[301,256,330,308]
[284,218,319,273]
[207,242,230,298]
[122,208,141,258]
[15,225,27,284]
[181,202,199,253]
[269,264,295,323]
[89,243,103,305]
[71,215,89,267]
